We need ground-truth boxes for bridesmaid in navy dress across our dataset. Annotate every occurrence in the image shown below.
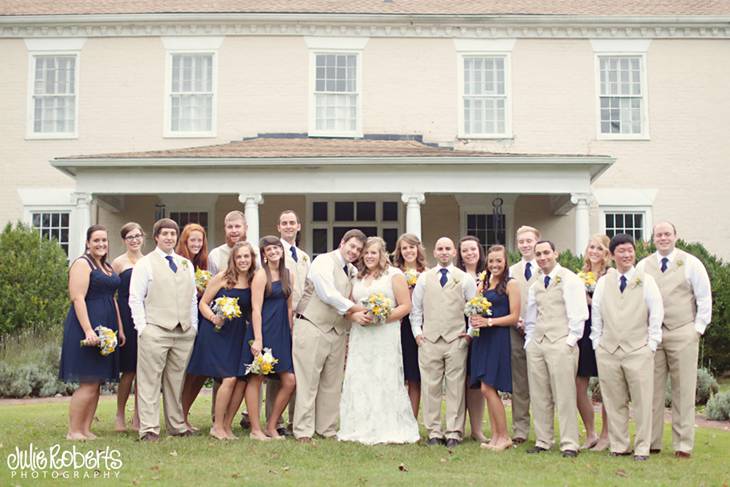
[469,244,521,452]
[190,241,254,440]
[111,221,145,432]
[59,225,124,440]
[242,236,295,441]
[393,233,428,418]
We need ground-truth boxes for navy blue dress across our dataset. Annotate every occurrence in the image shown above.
[469,286,512,392]
[187,287,251,379]
[577,292,599,378]
[400,315,420,383]
[117,268,137,373]
[241,281,293,376]
[59,257,121,383]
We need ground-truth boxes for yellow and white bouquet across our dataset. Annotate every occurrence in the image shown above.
[195,267,212,293]
[464,295,493,337]
[211,296,242,331]
[244,347,279,375]
[404,268,420,288]
[80,325,118,356]
[360,292,394,324]
[577,271,597,293]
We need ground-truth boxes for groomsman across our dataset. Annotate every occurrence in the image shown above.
[524,240,587,457]
[411,237,477,448]
[292,229,368,442]
[208,210,248,275]
[637,222,712,458]
[591,234,663,461]
[265,210,310,435]
[508,225,541,444]
[129,219,198,441]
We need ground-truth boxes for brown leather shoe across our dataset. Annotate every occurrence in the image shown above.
[649,449,661,454]
[512,437,527,445]
[297,436,312,444]
[139,432,159,442]
[674,451,691,459]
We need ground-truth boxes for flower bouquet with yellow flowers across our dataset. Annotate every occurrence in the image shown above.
[195,267,212,293]
[577,271,597,293]
[211,296,242,331]
[360,292,394,324]
[80,325,118,356]
[464,295,493,337]
[404,268,420,288]
[244,346,279,375]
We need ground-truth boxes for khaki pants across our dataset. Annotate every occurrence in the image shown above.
[419,336,468,441]
[137,323,196,438]
[652,322,699,453]
[526,338,579,451]
[292,319,346,439]
[510,327,530,439]
[597,345,654,456]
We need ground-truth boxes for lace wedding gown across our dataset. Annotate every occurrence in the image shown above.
[337,266,420,444]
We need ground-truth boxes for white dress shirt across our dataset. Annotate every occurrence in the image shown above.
[307,250,355,315]
[509,258,538,280]
[636,249,713,334]
[524,263,588,348]
[128,247,198,336]
[590,266,664,352]
[410,264,478,338]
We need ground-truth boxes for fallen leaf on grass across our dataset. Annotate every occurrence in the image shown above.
[398,463,408,472]
[169,450,178,457]
[615,469,627,478]
[232,473,240,479]
[150,465,160,472]
[440,458,447,463]
[151,476,160,481]
[282,466,290,472]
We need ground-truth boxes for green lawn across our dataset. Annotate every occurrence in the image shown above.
[1,396,728,486]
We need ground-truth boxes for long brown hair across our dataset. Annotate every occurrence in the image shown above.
[357,237,390,279]
[392,233,427,272]
[484,244,510,295]
[223,242,257,289]
[176,223,209,270]
[259,235,291,298]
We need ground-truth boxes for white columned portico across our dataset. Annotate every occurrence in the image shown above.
[571,193,592,255]
[401,193,425,240]
[71,191,92,258]
[239,193,263,245]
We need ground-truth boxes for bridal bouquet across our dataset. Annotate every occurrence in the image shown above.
[80,325,118,356]
[244,346,279,375]
[404,268,420,288]
[577,271,598,293]
[211,296,242,331]
[195,267,212,292]
[361,292,393,324]
[464,296,493,337]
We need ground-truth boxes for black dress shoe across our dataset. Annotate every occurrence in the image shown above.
[649,449,661,454]
[276,427,292,437]
[139,432,159,442]
[561,450,578,458]
[512,437,527,445]
[634,455,649,461]
[445,438,461,449]
[170,430,196,437]
[426,437,445,446]
[610,451,632,457]
[526,446,548,454]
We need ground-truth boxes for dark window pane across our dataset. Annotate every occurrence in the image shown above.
[356,202,376,221]
[312,202,328,221]
[476,214,486,227]
[313,228,328,254]
[335,202,354,221]
[382,228,398,253]
[51,213,59,226]
[61,229,68,242]
[61,213,69,226]
[382,202,398,221]
[42,214,50,227]
[616,214,624,227]
[467,214,476,228]
[606,214,614,228]
[32,213,41,227]
[333,226,376,247]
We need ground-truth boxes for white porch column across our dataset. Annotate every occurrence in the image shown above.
[571,193,592,256]
[71,191,92,258]
[239,193,263,245]
[401,193,425,240]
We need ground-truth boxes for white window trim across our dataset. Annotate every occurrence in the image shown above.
[456,195,515,250]
[163,42,220,138]
[307,39,366,138]
[18,188,76,256]
[25,50,81,140]
[599,206,653,241]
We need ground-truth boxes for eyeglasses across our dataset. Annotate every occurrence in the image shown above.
[125,234,144,241]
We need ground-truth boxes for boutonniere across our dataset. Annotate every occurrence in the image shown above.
[181,260,189,270]
[554,276,562,285]
[676,259,684,268]
[302,254,309,263]
[633,277,643,287]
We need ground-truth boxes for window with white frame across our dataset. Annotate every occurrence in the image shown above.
[170,211,209,232]
[462,55,508,136]
[312,53,359,135]
[169,53,214,134]
[599,56,645,135]
[604,211,645,240]
[31,211,70,256]
[31,55,77,135]
[465,213,506,250]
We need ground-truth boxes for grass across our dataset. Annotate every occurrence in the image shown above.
[1,397,728,486]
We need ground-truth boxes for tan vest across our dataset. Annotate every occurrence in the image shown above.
[143,252,195,331]
[422,267,468,343]
[641,250,696,329]
[297,250,353,335]
[599,268,649,353]
[510,260,539,319]
[533,266,572,343]
[284,245,311,311]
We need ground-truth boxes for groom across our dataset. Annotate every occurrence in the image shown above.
[292,229,368,442]
[411,237,477,448]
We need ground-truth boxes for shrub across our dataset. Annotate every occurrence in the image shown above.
[705,391,730,421]
[0,222,68,337]
[663,367,719,407]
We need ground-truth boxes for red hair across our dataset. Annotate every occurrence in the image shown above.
[176,223,209,270]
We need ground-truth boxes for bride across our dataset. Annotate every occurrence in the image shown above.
[338,237,420,445]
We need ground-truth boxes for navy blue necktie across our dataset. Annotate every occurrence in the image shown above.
[165,255,178,273]
[290,246,299,263]
[661,257,669,273]
[524,262,532,281]
[343,264,349,276]
[620,275,627,293]
[544,275,551,289]
[440,268,448,287]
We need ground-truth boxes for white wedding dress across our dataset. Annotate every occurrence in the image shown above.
[337,266,420,444]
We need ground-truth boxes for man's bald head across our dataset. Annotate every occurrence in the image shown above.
[433,237,456,266]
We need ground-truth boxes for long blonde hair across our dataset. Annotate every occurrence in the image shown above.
[581,234,611,274]
[357,237,390,279]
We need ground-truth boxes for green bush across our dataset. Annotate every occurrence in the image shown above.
[705,391,730,421]
[0,222,69,337]
[664,367,719,407]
